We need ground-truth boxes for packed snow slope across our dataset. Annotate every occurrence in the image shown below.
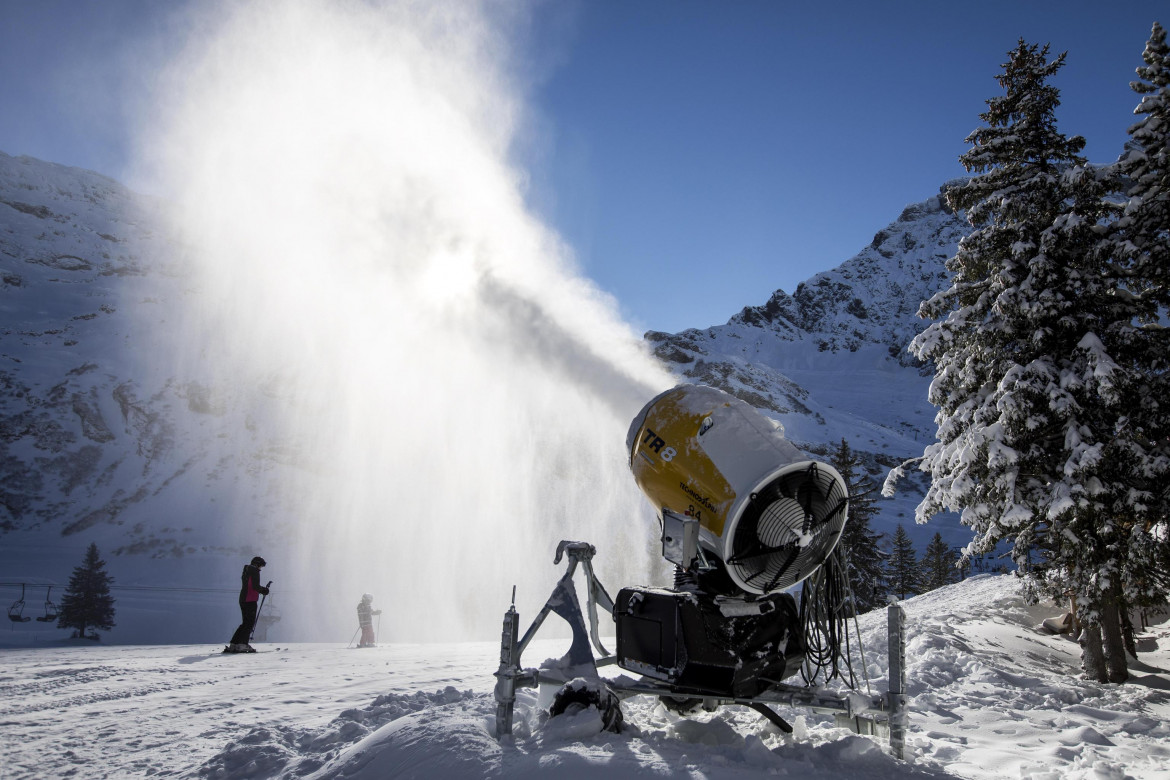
[1,575,1167,779]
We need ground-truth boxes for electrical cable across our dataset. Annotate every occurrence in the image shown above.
[798,549,864,690]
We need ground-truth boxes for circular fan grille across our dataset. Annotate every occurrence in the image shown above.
[727,463,848,593]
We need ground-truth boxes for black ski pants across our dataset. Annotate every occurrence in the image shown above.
[230,601,258,645]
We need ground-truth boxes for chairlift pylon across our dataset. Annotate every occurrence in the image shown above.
[8,584,32,624]
[36,586,58,623]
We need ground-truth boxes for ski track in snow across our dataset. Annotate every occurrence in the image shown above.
[1,575,1168,779]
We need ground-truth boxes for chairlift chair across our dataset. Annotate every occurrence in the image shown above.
[36,586,58,623]
[8,584,32,623]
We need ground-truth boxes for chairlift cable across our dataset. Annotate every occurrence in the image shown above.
[0,582,240,594]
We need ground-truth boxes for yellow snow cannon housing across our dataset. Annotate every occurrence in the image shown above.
[627,384,849,594]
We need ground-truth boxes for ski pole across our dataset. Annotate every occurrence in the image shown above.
[376,611,382,645]
[250,581,272,643]
[347,627,359,648]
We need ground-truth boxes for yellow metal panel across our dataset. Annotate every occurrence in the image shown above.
[628,387,737,537]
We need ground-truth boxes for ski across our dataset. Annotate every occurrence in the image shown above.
[221,646,286,653]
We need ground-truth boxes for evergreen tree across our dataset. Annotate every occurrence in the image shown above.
[830,438,887,612]
[883,40,1157,682]
[1114,22,1170,311]
[58,543,116,640]
[1106,21,1170,621]
[886,525,922,601]
[921,532,959,591]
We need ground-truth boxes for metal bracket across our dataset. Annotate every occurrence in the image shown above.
[495,541,911,760]
[661,510,699,569]
[494,540,616,736]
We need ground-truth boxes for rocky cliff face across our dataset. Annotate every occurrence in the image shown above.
[649,188,966,370]
[0,152,271,556]
[647,188,967,408]
[2,154,149,532]
[643,186,971,544]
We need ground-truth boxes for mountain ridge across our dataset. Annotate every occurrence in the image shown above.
[0,151,971,562]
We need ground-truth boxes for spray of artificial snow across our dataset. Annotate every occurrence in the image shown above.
[135,0,672,641]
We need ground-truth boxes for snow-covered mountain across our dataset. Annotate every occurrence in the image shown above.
[645,185,972,548]
[0,151,307,638]
[0,152,969,544]
[0,152,174,540]
[0,152,280,559]
[1,150,979,644]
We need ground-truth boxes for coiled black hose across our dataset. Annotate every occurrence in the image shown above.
[798,548,866,690]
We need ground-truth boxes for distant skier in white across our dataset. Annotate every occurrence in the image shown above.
[357,593,381,648]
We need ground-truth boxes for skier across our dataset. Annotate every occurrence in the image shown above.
[357,593,381,648]
[225,556,270,653]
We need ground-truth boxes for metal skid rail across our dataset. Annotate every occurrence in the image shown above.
[494,540,908,759]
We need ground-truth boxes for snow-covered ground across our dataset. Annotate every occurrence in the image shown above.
[2,574,1167,779]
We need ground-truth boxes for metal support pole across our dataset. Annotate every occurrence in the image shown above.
[887,601,907,759]
[493,595,521,737]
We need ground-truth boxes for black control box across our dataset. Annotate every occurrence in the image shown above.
[614,586,805,698]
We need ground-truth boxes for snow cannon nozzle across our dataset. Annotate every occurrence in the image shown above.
[626,384,849,594]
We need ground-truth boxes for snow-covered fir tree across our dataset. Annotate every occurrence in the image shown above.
[884,39,1165,683]
[886,525,922,601]
[921,532,960,591]
[829,438,887,613]
[1114,21,1170,309]
[58,543,117,640]
[1107,21,1170,621]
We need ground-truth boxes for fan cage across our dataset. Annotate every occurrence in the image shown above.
[726,463,848,594]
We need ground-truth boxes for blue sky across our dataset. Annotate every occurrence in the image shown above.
[0,1,1162,333]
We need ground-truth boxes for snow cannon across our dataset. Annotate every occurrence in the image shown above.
[493,385,908,760]
[626,384,849,593]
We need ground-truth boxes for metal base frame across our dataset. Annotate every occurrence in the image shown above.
[494,540,907,759]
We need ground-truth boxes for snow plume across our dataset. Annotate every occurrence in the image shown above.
[134,0,673,641]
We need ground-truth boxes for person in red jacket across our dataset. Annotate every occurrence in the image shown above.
[226,556,270,653]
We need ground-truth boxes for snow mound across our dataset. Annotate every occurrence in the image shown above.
[197,687,477,778]
[286,575,1170,779]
